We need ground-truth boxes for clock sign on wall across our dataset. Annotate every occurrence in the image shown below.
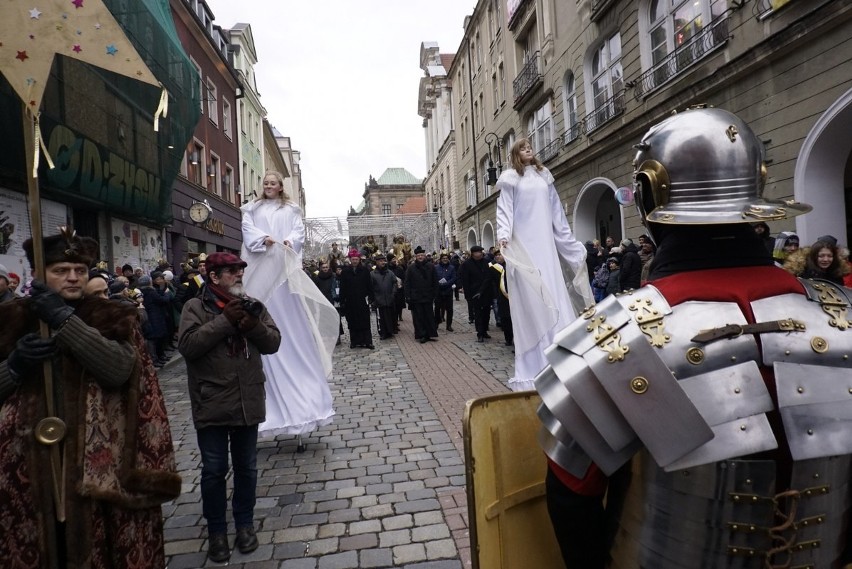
[189,201,212,223]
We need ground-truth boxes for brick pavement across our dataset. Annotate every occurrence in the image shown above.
[160,299,514,568]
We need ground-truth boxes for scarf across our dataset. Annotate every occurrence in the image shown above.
[205,282,249,358]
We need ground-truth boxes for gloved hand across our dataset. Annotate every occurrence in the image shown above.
[222,299,246,327]
[29,280,74,329]
[238,313,259,333]
[7,333,58,383]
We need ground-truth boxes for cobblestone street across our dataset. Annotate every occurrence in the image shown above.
[161,302,515,568]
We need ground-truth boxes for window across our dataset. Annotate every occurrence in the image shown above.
[488,5,496,41]
[475,32,482,70]
[499,63,506,102]
[206,78,217,124]
[242,162,249,197]
[209,153,220,196]
[478,93,485,129]
[240,101,247,133]
[481,156,491,198]
[222,98,232,139]
[223,164,234,203]
[649,0,727,65]
[492,73,499,111]
[250,168,255,196]
[527,101,554,160]
[190,58,203,114]
[563,71,580,143]
[190,142,204,186]
[465,172,476,207]
[592,34,623,110]
[248,111,254,143]
[382,204,391,216]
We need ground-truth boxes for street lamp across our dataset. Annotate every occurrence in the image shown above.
[484,132,503,186]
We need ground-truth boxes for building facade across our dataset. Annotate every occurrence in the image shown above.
[418,43,462,249]
[169,0,243,265]
[442,0,852,249]
[273,131,306,216]
[227,23,267,204]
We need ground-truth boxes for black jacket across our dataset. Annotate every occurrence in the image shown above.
[459,256,490,300]
[619,244,643,291]
[404,260,438,304]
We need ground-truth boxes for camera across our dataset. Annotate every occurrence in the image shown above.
[240,297,264,318]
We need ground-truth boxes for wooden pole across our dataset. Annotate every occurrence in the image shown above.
[21,102,65,522]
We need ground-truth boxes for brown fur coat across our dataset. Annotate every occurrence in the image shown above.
[0,297,180,568]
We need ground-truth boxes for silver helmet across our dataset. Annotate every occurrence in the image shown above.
[633,107,811,228]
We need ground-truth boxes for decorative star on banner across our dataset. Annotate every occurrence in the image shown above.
[0,0,159,112]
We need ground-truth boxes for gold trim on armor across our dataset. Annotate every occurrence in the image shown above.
[629,297,671,347]
[810,282,851,330]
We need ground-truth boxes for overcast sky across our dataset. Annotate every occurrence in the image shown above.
[209,1,474,218]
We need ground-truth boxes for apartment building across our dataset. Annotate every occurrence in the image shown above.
[444,0,852,248]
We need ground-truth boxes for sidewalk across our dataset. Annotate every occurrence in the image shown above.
[160,302,515,568]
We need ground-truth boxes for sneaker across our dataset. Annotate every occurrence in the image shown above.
[208,533,230,562]
[235,526,258,554]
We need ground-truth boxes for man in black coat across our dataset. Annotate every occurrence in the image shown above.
[404,246,439,344]
[618,239,643,291]
[459,245,492,342]
[339,252,374,349]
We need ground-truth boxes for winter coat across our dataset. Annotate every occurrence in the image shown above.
[369,267,398,307]
[178,286,281,429]
[140,284,173,339]
[619,244,643,291]
[459,256,490,301]
[405,260,439,304]
[605,269,621,296]
[313,270,337,304]
[435,262,457,297]
[339,264,372,328]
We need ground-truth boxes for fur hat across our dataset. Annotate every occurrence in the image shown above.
[414,246,426,254]
[23,227,99,270]
[205,252,247,274]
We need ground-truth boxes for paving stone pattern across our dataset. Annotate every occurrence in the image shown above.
[160,300,514,568]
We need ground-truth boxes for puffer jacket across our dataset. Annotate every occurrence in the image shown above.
[178,286,281,429]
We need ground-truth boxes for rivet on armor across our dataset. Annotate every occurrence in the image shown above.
[581,307,596,320]
[821,487,828,494]
[751,496,758,502]
[749,525,755,532]
[745,478,752,485]
[733,495,741,502]
[805,490,812,496]
[817,517,824,523]
[807,429,814,435]
[740,424,747,431]
[734,387,741,394]
[785,350,791,355]
[797,387,804,393]
[731,524,739,531]
[802,520,809,526]
[686,347,704,365]
[811,337,828,353]
[844,355,849,360]
[813,473,820,479]
[731,356,737,362]
[630,376,649,394]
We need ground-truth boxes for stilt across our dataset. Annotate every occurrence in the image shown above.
[296,434,306,453]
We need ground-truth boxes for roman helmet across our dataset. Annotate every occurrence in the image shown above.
[632,106,811,240]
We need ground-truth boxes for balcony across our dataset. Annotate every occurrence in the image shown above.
[590,0,618,22]
[563,119,583,145]
[583,90,625,133]
[537,137,562,163]
[632,17,730,99]
[512,52,542,109]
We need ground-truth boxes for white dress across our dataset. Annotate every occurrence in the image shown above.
[240,199,337,435]
[496,165,593,391]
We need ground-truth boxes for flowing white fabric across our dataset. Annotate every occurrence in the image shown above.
[496,165,593,392]
[240,200,337,435]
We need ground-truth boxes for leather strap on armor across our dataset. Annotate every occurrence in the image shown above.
[691,318,806,343]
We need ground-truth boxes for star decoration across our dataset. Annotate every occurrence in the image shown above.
[0,0,159,112]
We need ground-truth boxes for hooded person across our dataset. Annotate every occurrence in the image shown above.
[0,227,180,567]
[532,108,852,569]
[771,230,799,265]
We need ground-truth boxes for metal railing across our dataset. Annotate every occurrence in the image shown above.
[537,137,562,162]
[583,90,625,132]
[513,52,541,104]
[563,120,583,145]
[633,17,729,99]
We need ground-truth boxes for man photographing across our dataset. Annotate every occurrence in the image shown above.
[178,252,281,563]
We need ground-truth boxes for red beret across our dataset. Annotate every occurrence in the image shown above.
[347,249,361,258]
[206,252,247,274]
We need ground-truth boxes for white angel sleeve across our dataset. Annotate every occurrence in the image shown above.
[241,203,269,253]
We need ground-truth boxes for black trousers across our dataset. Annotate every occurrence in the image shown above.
[473,299,491,337]
[545,466,607,569]
[435,295,453,328]
[377,305,396,338]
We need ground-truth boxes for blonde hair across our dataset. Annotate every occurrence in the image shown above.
[510,137,544,176]
[256,170,291,204]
